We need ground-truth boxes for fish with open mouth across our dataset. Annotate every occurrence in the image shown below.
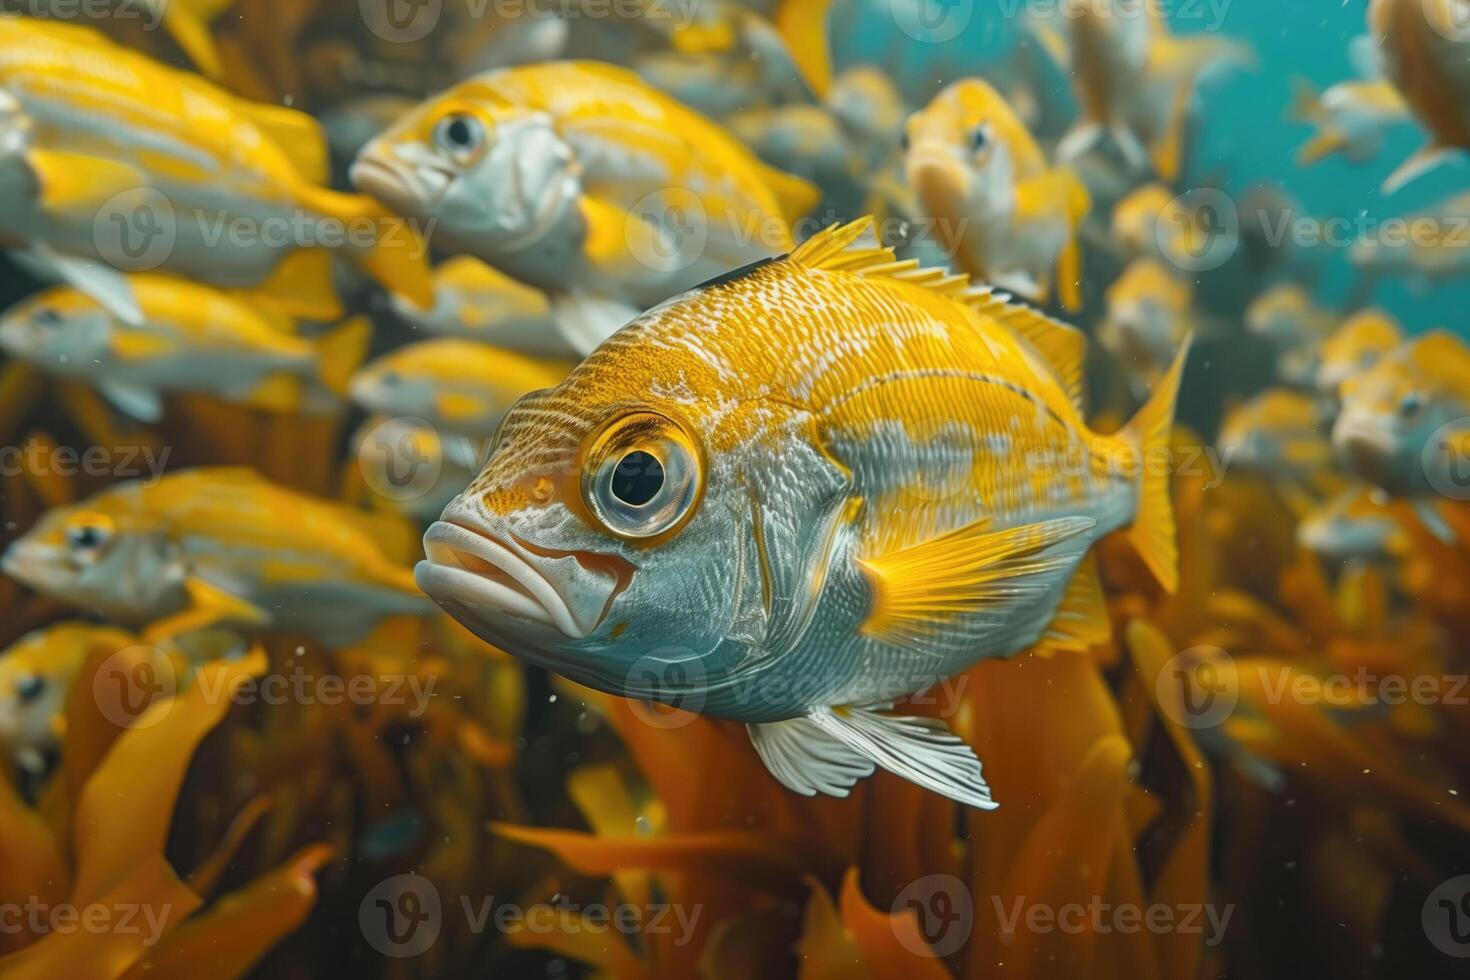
[415,218,1187,808]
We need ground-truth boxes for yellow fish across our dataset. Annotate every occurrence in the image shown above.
[1218,388,1335,482]
[392,257,565,357]
[1317,309,1403,397]
[1297,485,1409,564]
[904,78,1090,310]
[1055,0,1253,180]
[0,18,431,325]
[1246,284,1338,388]
[1367,0,1470,191]
[415,218,1187,807]
[1098,258,1194,396]
[1289,76,1410,166]
[1,468,430,646]
[352,61,818,353]
[0,275,370,422]
[349,339,572,449]
[1349,191,1470,284]
[0,622,134,775]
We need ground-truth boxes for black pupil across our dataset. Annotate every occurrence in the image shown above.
[16,675,44,702]
[446,117,473,147]
[72,527,100,549]
[971,128,987,151]
[611,451,664,507]
[34,309,59,326]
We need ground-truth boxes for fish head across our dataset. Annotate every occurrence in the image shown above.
[904,79,1039,236]
[1245,284,1315,345]
[1,489,184,623]
[0,624,127,774]
[1334,333,1470,494]
[1296,488,1400,562]
[349,347,442,422]
[416,315,817,703]
[0,289,113,369]
[351,82,577,252]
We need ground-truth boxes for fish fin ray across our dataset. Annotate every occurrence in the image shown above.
[748,716,874,797]
[968,288,1087,409]
[1121,337,1190,593]
[1383,145,1455,195]
[807,705,998,809]
[1039,552,1110,653]
[858,515,1096,648]
[550,291,639,355]
[20,244,143,326]
[98,381,163,423]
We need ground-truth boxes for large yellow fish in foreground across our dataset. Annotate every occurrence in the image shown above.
[352,61,818,353]
[0,18,431,324]
[416,219,1187,807]
[1,468,429,646]
[1367,0,1470,191]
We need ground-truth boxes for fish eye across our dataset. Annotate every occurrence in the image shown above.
[14,674,44,703]
[1398,392,1424,420]
[899,130,910,153]
[969,124,991,154]
[64,515,115,566]
[32,308,60,328]
[432,112,486,166]
[581,411,702,541]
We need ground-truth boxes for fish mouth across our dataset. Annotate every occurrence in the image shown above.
[0,541,63,593]
[1332,413,1398,474]
[351,155,454,213]
[416,521,586,638]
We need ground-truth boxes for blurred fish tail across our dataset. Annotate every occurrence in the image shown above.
[773,0,834,97]
[314,316,372,398]
[1120,337,1190,593]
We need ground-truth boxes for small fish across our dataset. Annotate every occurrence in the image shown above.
[1,468,430,646]
[390,257,565,357]
[1317,309,1403,397]
[825,65,907,168]
[1349,191,1470,285]
[415,218,1187,808]
[1246,284,1337,388]
[0,275,370,422]
[904,78,1090,310]
[1218,388,1335,482]
[726,105,863,214]
[351,61,818,353]
[1097,258,1194,396]
[0,18,432,325]
[1055,0,1253,180]
[0,622,134,775]
[1297,485,1409,564]
[1334,332,1470,513]
[1289,76,1409,165]
[350,339,571,448]
[1366,0,1470,191]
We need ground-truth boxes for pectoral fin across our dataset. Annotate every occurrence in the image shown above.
[857,515,1096,648]
[186,576,270,624]
[751,705,999,809]
[98,381,163,423]
[1039,553,1111,653]
[550,291,639,355]
[20,243,144,326]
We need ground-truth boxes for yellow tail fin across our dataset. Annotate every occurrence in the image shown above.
[773,0,834,97]
[1122,338,1190,593]
[314,316,372,398]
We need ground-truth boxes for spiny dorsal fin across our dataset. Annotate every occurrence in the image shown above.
[791,220,1088,407]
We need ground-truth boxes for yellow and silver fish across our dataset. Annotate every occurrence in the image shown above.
[1317,309,1403,397]
[1349,191,1470,285]
[1218,388,1335,482]
[1297,485,1409,565]
[391,256,565,357]
[0,275,370,421]
[1367,0,1470,191]
[1,468,430,646]
[415,218,1187,807]
[1246,284,1337,388]
[351,61,818,353]
[904,78,1090,310]
[1098,258,1194,396]
[1289,76,1409,166]
[0,18,431,325]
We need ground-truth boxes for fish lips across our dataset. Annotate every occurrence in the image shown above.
[350,155,452,215]
[416,520,606,640]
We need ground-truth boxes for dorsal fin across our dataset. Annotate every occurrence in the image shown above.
[791,218,1088,408]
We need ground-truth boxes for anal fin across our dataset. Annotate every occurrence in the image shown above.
[748,715,875,798]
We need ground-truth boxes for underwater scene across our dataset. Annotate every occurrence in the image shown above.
[3,0,1470,977]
